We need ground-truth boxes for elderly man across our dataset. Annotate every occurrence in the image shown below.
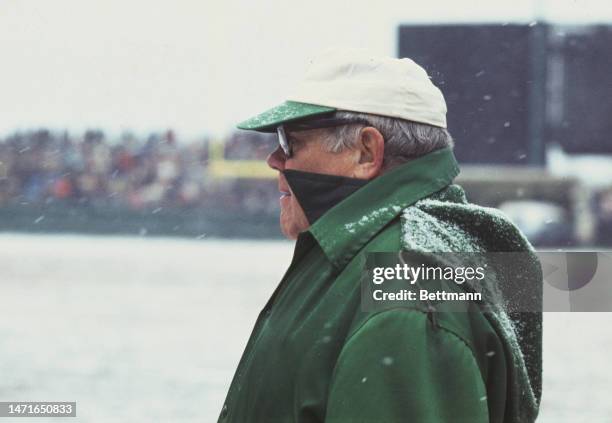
[218,49,542,423]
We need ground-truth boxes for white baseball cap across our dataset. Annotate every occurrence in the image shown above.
[237,48,447,131]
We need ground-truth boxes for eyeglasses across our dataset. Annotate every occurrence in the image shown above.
[276,117,371,158]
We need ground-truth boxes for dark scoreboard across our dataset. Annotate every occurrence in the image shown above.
[553,26,612,154]
[398,24,612,165]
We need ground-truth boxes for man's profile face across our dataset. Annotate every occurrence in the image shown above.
[266,128,359,239]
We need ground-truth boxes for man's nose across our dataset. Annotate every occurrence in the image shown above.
[266,146,287,171]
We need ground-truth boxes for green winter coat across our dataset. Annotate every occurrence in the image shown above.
[218,148,542,423]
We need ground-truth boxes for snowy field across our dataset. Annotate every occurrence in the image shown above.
[0,234,610,422]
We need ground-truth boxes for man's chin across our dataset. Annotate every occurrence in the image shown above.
[279,215,298,239]
[279,223,298,240]
[279,214,308,240]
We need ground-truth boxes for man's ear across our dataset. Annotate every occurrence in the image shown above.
[352,126,385,179]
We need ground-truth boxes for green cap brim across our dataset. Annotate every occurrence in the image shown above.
[237,101,336,133]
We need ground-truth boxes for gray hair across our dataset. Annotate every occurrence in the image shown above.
[321,111,454,170]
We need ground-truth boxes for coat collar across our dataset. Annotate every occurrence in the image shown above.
[307,147,460,269]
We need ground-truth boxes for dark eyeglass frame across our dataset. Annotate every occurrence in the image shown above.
[276,117,371,158]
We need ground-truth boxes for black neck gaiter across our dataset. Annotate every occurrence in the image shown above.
[283,169,370,225]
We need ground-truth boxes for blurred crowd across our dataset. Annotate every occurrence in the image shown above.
[0,129,279,214]
[1,128,610,245]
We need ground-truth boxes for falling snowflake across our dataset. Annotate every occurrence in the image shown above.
[381,356,394,366]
